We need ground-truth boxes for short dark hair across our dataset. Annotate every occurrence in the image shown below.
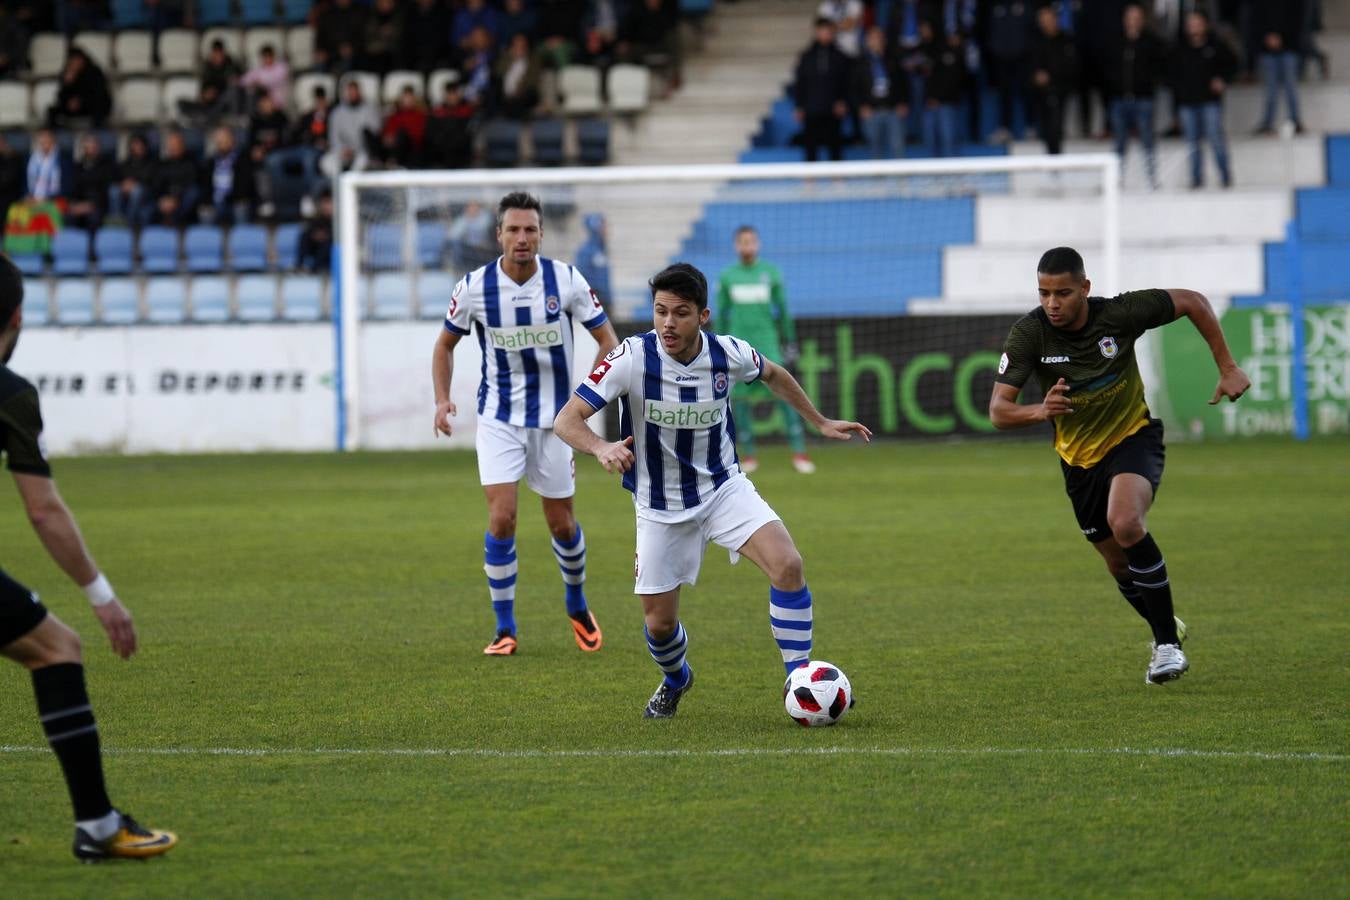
[0,254,25,326]
[1037,246,1087,280]
[649,262,708,310]
[496,191,543,228]
[734,225,757,238]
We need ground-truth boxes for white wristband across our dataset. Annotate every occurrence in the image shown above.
[82,573,115,607]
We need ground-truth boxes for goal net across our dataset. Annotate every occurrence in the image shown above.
[337,154,1119,451]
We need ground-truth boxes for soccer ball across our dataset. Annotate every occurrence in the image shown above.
[783,660,853,727]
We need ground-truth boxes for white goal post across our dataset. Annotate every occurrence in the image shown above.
[336,153,1120,452]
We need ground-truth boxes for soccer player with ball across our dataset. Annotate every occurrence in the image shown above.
[553,263,870,719]
[989,247,1251,685]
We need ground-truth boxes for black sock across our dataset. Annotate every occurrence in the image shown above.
[1115,579,1150,622]
[1122,533,1180,646]
[32,663,113,822]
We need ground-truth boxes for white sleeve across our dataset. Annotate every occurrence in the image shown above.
[443,275,473,335]
[565,264,608,330]
[725,336,766,385]
[574,337,635,410]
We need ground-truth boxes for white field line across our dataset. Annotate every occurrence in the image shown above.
[0,745,1345,763]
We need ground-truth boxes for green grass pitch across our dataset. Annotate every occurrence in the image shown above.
[1,438,1347,897]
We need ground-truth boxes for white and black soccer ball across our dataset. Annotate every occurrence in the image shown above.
[783,660,853,727]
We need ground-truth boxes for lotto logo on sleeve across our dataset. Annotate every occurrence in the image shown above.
[588,360,612,384]
[998,352,1009,374]
[590,288,603,309]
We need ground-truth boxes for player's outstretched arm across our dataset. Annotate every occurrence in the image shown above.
[760,360,871,442]
[989,379,1073,429]
[431,329,461,436]
[12,473,137,658]
[554,396,635,474]
[1166,289,1252,405]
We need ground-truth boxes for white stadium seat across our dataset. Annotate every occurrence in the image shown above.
[118,78,162,123]
[29,33,67,79]
[201,27,244,61]
[72,32,113,73]
[161,76,199,123]
[29,79,59,122]
[0,83,28,128]
[158,29,199,73]
[285,25,314,70]
[293,72,336,114]
[559,65,602,115]
[381,70,424,105]
[113,31,155,75]
[427,68,460,103]
[607,64,650,114]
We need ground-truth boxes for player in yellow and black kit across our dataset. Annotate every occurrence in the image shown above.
[989,247,1251,685]
[0,255,177,861]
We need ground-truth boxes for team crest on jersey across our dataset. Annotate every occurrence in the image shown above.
[1098,336,1119,359]
[713,372,728,394]
[545,295,560,314]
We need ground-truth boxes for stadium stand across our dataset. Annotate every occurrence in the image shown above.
[145,277,187,324]
[99,277,141,324]
[279,274,324,321]
[190,275,231,322]
[51,229,91,276]
[237,274,279,321]
[54,279,96,325]
[94,230,136,275]
[140,228,181,274]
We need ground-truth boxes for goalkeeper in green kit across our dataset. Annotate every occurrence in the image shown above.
[715,225,815,474]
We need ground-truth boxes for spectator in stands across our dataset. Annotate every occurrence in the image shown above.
[293,85,332,154]
[983,0,1035,144]
[618,0,681,87]
[25,129,72,203]
[0,6,31,79]
[535,0,587,70]
[447,200,495,271]
[793,18,852,162]
[248,92,291,168]
[150,130,200,227]
[1173,10,1236,188]
[47,46,111,128]
[1252,0,1305,135]
[381,86,428,169]
[297,190,334,273]
[1077,0,1125,139]
[500,0,539,51]
[239,44,290,111]
[919,20,965,158]
[192,38,242,121]
[1030,4,1080,156]
[461,26,496,105]
[67,133,115,232]
[317,0,368,68]
[818,0,863,58]
[454,0,500,55]
[852,25,909,159]
[363,0,405,74]
[575,212,610,302]
[323,79,381,176]
[426,80,476,169]
[0,135,26,227]
[579,22,618,77]
[1300,0,1329,81]
[494,33,543,120]
[108,133,155,229]
[202,127,255,226]
[1105,3,1166,188]
[403,0,456,73]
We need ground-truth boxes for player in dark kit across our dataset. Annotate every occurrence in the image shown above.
[989,247,1251,685]
[0,255,177,861]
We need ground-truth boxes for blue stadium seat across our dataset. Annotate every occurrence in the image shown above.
[21,281,51,326]
[228,224,269,271]
[1262,240,1350,299]
[418,271,456,319]
[236,274,278,320]
[12,254,45,276]
[140,227,180,273]
[366,223,403,271]
[531,119,565,166]
[483,119,522,168]
[196,0,234,27]
[576,118,610,165]
[54,280,96,325]
[191,276,231,322]
[239,0,277,25]
[417,222,445,269]
[99,278,141,324]
[280,274,324,320]
[185,225,225,273]
[3,130,31,156]
[1296,188,1350,241]
[273,222,303,270]
[370,272,413,319]
[94,229,135,275]
[52,228,92,276]
[280,0,313,24]
[111,0,151,28]
[145,276,188,323]
[1328,135,1350,187]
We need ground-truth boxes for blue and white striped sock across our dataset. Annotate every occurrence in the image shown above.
[770,585,813,675]
[552,525,587,616]
[646,623,690,689]
[484,532,517,635]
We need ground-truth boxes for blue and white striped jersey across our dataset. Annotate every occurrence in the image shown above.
[574,331,765,512]
[445,256,609,429]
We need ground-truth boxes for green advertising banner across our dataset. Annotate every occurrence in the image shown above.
[1156,303,1350,438]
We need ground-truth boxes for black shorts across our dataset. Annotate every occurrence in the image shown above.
[1060,419,1166,543]
[0,568,49,648]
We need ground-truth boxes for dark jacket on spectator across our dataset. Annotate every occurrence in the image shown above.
[249,108,292,154]
[119,147,156,189]
[202,148,256,205]
[1030,29,1079,94]
[536,0,586,42]
[426,95,476,168]
[151,154,200,202]
[1253,0,1305,49]
[1171,33,1238,106]
[403,0,456,72]
[71,150,117,211]
[983,1,1036,63]
[850,46,910,110]
[792,40,852,116]
[1104,30,1168,99]
[317,0,369,61]
[200,54,242,99]
[921,36,966,105]
[54,56,112,124]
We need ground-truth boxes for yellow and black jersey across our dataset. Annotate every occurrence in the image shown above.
[0,364,51,477]
[996,289,1175,468]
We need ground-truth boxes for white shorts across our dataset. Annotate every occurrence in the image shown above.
[633,474,781,594]
[475,417,575,498]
